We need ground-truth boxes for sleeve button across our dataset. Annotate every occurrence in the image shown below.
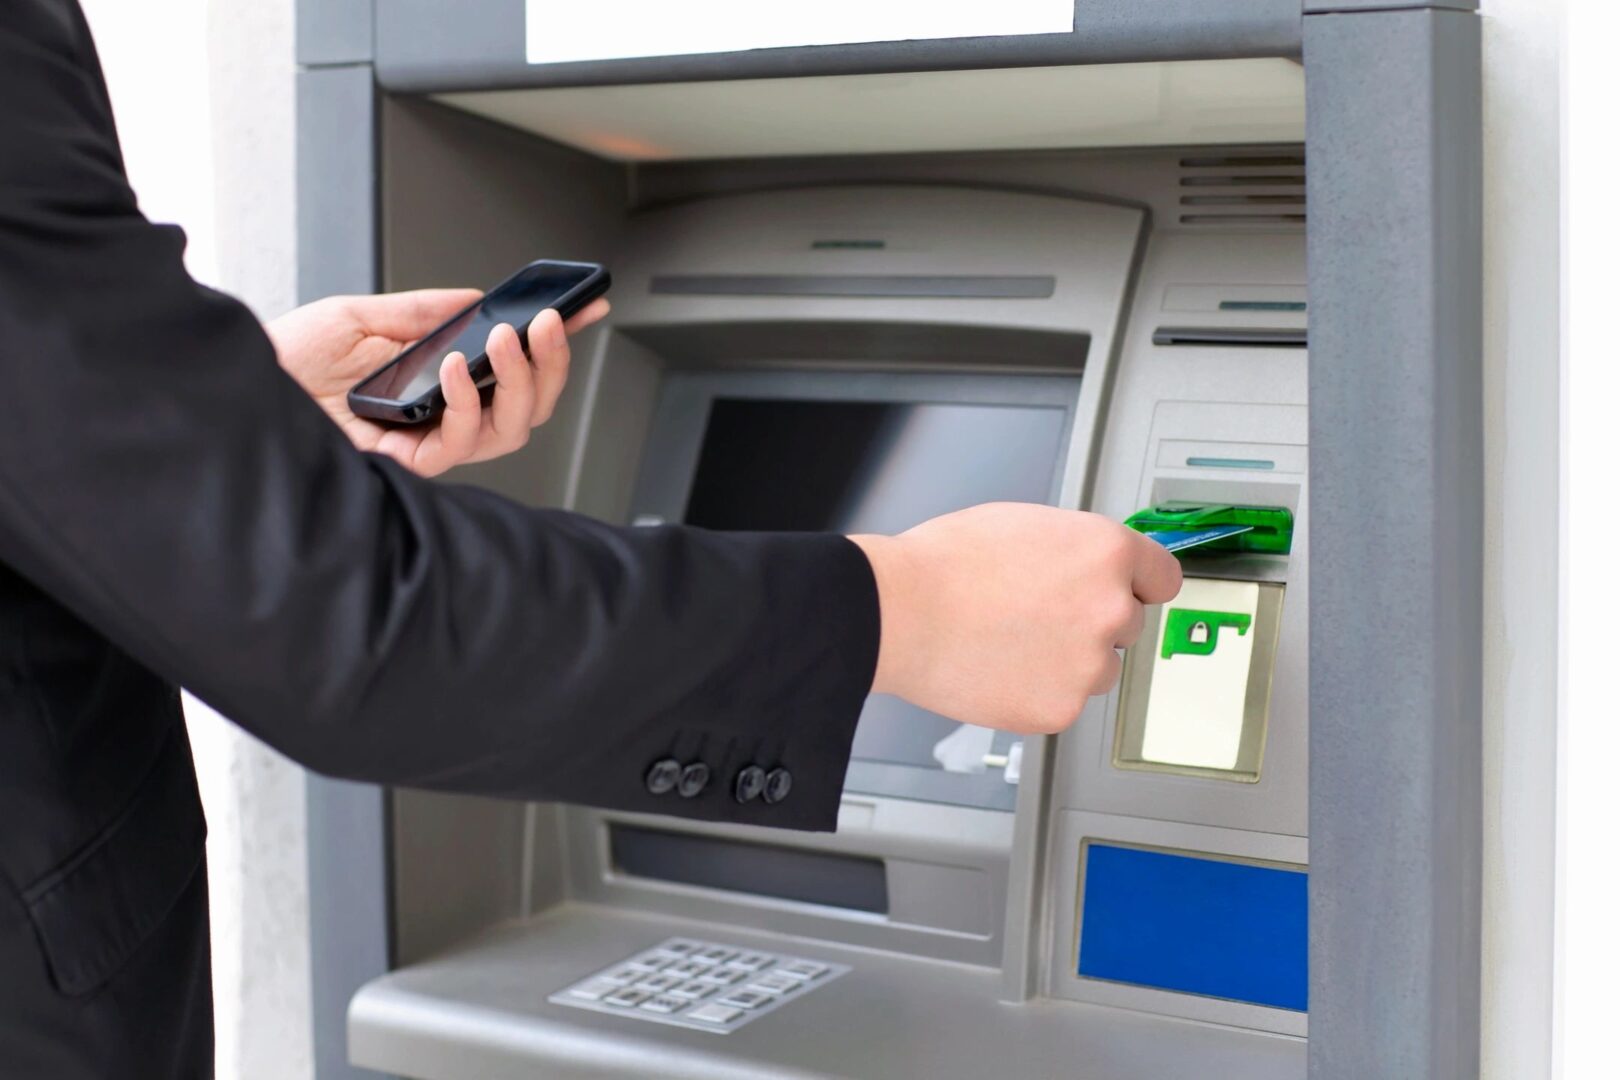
[645,758,682,795]
[733,765,767,803]
[762,768,793,804]
[677,762,710,798]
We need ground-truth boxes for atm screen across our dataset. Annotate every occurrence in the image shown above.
[684,397,1068,810]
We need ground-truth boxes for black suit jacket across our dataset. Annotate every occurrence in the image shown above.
[0,3,880,1075]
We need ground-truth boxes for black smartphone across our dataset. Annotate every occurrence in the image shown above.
[348,259,611,424]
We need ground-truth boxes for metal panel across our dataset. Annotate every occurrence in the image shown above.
[297,63,391,1080]
[1303,8,1482,1080]
[350,906,1307,1079]
[376,0,1303,93]
[297,0,374,67]
[1305,1,1475,10]
[296,67,376,303]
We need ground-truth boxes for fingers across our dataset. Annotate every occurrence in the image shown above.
[563,297,610,335]
[1115,596,1146,649]
[483,322,536,453]
[524,309,572,427]
[352,288,483,342]
[434,351,482,463]
[1129,530,1184,605]
[1089,649,1125,697]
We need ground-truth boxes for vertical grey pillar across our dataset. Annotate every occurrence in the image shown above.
[1303,7,1482,1079]
[297,50,393,1080]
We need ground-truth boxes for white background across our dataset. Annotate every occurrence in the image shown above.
[52,1,1616,1076]
[1557,1,1618,1076]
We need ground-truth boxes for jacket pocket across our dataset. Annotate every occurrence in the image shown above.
[22,726,207,996]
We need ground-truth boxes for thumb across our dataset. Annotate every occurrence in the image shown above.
[352,288,482,342]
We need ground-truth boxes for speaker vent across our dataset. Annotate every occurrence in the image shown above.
[1178,152,1306,229]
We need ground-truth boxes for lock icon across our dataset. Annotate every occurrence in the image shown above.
[1161,608,1252,660]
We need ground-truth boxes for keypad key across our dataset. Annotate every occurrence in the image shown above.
[661,939,702,955]
[776,960,828,981]
[603,988,652,1008]
[624,956,669,973]
[600,965,643,986]
[635,973,682,993]
[566,978,618,1001]
[696,967,745,986]
[687,1003,744,1025]
[717,989,773,1010]
[667,980,715,1002]
[748,973,799,996]
[665,959,708,979]
[640,995,685,1015]
[728,951,772,972]
[694,946,737,965]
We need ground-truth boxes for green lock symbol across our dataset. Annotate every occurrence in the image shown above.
[1161,608,1252,660]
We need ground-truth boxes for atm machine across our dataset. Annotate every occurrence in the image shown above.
[296,4,1481,1079]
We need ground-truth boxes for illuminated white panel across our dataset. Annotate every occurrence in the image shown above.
[1113,578,1284,783]
[1141,578,1261,770]
[526,1,1075,65]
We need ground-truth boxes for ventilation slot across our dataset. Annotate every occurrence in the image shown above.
[1178,152,1306,229]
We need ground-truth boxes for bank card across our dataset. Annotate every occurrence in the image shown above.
[1141,524,1255,553]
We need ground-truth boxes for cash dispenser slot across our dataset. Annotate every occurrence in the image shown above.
[611,826,890,914]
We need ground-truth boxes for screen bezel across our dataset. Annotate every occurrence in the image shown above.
[628,367,1083,811]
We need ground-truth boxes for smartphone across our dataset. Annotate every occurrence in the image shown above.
[348,259,611,424]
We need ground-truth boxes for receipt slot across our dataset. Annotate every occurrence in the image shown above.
[1115,578,1286,782]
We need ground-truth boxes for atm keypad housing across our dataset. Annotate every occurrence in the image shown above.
[549,937,849,1034]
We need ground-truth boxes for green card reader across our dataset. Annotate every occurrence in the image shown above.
[1125,501,1295,555]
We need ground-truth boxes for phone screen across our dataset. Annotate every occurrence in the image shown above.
[355,263,597,403]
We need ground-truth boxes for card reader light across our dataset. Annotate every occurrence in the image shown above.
[1126,502,1294,555]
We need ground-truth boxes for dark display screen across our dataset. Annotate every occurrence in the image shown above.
[684,397,1067,806]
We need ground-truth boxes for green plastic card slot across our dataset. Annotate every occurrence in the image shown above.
[1126,501,1294,555]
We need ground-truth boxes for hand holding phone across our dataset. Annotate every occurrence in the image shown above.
[349,260,612,424]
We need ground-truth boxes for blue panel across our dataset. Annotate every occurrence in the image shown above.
[1078,844,1307,1011]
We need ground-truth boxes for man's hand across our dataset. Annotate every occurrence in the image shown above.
[851,504,1183,735]
[266,289,611,477]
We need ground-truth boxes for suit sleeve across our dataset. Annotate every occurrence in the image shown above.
[0,13,879,830]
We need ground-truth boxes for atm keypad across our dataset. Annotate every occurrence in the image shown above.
[550,937,849,1034]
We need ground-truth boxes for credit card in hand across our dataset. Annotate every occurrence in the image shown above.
[1141,524,1255,553]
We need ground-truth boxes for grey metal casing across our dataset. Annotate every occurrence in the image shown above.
[1304,9,1483,1079]
[347,150,1312,1077]
[374,1,1304,94]
[293,5,1484,1079]
[296,62,391,1080]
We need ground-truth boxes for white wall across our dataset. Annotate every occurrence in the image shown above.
[1478,2,1563,1078]
[75,3,310,1079]
[1558,3,1620,1077]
